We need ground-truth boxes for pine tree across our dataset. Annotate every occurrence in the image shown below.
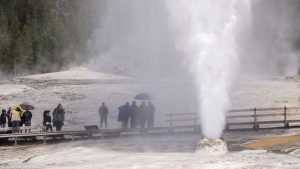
[0,0,102,75]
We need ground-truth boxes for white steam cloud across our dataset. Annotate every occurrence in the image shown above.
[239,0,300,76]
[86,0,185,79]
[166,0,249,139]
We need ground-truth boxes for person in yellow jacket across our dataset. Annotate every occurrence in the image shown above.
[11,105,23,133]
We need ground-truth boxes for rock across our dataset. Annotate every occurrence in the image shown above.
[196,138,228,154]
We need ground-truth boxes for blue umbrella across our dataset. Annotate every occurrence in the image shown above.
[134,93,154,100]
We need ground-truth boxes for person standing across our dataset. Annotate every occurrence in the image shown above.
[7,107,12,127]
[52,103,65,131]
[99,102,109,128]
[118,102,130,129]
[24,107,33,133]
[19,109,25,128]
[11,106,22,133]
[138,102,147,128]
[129,101,138,128]
[146,101,155,128]
[43,110,53,132]
[0,109,6,128]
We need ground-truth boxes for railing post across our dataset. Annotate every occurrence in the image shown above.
[170,113,173,128]
[193,112,196,126]
[193,112,197,132]
[14,136,18,146]
[225,111,229,130]
[168,113,174,133]
[284,106,289,128]
[43,135,47,144]
[253,108,258,130]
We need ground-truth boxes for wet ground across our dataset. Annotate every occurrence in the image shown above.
[1,130,300,169]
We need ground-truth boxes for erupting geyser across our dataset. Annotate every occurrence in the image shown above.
[167,0,249,141]
[196,138,228,154]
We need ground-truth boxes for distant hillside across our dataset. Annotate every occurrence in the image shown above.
[0,0,102,75]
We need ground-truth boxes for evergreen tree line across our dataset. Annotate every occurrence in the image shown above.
[0,0,102,75]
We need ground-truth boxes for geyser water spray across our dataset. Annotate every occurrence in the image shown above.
[166,0,249,139]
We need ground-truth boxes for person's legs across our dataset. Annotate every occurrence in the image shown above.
[130,117,134,128]
[140,119,146,128]
[104,117,107,128]
[56,122,60,131]
[15,121,20,133]
[100,118,103,128]
[57,122,63,131]
[25,121,31,133]
[122,121,125,128]
[134,114,138,128]
[46,124,53,132]
[11,121,16,133]
[20,120,25,132]
[146,117,150,128]
[56,125,61,131]
[148,116,154,128]
[122,121,128,128]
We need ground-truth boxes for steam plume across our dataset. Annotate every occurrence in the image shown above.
[239,0,300,76]
[166,0,248,139]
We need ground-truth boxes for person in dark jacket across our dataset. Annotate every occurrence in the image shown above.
[118,102,130,128]
[0,109,6,128]
[24,107,33,133]
[146,101,155,128]
[52,103,65,131]
[138,102,147,128]
[6,107,12,127]
[43,110,52,132]
[99,102,109,128]
[129,101,138,128]
[19,110,25,128]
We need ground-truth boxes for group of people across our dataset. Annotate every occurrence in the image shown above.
[98,101,156,129]
[0,100,155,133]
[42,103,66,132]
[0,103,65,133]
[0,105,32,133]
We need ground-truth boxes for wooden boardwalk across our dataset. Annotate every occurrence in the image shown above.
[1,106,300,146]
[0,126,199,146]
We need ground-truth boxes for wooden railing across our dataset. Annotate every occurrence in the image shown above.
[165,112,200,132]
[165,106,300,131]
[226,106,300,130]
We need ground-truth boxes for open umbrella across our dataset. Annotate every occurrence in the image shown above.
[134,93,154,100]
[20,102,35,110]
